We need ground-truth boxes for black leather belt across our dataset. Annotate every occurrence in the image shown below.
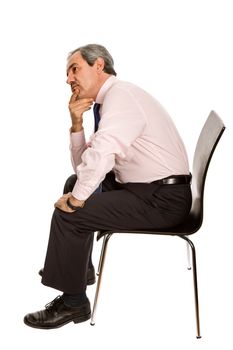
[153,174,192,185]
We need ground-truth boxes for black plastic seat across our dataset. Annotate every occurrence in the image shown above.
[90,111,225,338]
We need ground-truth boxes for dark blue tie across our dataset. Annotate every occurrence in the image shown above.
[93,103,101,132]
[93,103,102,193]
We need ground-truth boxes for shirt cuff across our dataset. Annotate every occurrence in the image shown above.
[70,129,86,148]
[71,182,94,201]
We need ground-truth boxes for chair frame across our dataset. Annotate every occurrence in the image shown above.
[90,111,226,339]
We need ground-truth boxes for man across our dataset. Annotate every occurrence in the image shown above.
[24,44,192,329]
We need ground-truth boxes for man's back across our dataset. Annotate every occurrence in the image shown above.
[93,76,189,183]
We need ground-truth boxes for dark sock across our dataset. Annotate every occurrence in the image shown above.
[62,292,88,307]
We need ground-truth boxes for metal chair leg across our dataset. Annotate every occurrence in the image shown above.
[186,241,192,270]
[180,235,201,339]
[91,233,113,326]
[96,234,107,276]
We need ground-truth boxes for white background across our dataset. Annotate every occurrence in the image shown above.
[0,0,232,349]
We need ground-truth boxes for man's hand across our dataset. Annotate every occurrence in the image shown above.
[54,192,85,213]
[69,93,93,132]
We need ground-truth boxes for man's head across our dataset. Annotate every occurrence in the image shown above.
[66,44,116,99]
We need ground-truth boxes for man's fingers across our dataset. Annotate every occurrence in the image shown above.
[63,192,71,199]
[55,193,71,204]
[69,100,94,118]
[69,96,94,106]
[72,101,92,111]
[69,92,79,103]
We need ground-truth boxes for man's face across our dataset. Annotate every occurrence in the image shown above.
[66,51,99,99]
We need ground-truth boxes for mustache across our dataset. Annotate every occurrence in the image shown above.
[71,82,80,92]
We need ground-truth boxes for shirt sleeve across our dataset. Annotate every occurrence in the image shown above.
[72,87,146,200]
[70,129,87,172]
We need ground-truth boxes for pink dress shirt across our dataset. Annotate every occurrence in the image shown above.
[70,76,189,200]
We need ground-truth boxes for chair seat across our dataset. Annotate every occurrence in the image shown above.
[97,207,202,240]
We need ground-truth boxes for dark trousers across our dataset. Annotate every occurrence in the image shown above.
[42,173,192,294]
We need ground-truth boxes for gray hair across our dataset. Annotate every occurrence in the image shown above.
[68,44,117,76]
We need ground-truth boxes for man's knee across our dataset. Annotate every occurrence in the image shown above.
[63,174,77,194]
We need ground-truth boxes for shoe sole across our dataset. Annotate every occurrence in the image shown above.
[24,312,91,330]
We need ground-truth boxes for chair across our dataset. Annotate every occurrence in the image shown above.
[90,111,225,338]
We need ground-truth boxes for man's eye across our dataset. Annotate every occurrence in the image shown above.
[72,67,78,73]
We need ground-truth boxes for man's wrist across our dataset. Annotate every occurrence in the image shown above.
[67,196,85,210]
[70,125,83,133]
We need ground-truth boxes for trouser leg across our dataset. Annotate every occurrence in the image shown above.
[62,174,95,270]
[62,173,117,271]
[42,209,93,294]
[42,172,119,294]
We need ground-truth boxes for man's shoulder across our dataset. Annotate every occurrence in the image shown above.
[111,78,137,90]
[107,79,144,99]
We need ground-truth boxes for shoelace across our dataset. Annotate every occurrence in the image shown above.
[45,295,61,312]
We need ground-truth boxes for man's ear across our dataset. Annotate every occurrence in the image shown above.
[95,57,105,73]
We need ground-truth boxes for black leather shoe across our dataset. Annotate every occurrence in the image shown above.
[24,296,91,329]
[38,266,96,285]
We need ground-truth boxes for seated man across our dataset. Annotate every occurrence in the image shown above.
[24,44,192,329]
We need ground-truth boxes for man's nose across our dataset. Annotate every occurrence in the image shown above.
[66,72,73,84]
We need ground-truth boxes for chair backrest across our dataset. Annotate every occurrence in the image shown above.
[189,110,225,232]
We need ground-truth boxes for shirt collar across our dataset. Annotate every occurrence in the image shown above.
[95,75,117,104]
